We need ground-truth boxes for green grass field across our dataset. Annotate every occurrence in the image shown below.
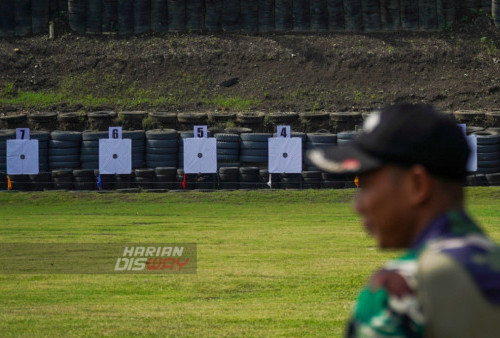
[1,188,500,337]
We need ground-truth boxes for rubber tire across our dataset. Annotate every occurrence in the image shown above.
[477,153,499,161]
[146,160,178,168]
[477,144,500,153]
[301,171,322,178]
[306,133,337,143]
[474,132,500,145]
[49,148,80,156]
[80,147,99,156]
[217,141,240,149]
[50,131,82,141]
[121,130,145,140]
[239,167,260,175]
[154,167,177,175]
[337,131,358,140]
[50,155,80,162]
[477,159,500,168]
[146,139,178,148]
[82,131,108,141]
[50,163,80,171]
[219,167,240,174]
[145,129,177,140]
[240,133,272,142]
[49,140,80,148]
[240,155,267,162]
[214,133,240,142]
[240,149,268,157]
[217,148,239,156]
[240,140,269,149]
[486,173,500,185]
[146,147,178,155]
[73,169,95,177]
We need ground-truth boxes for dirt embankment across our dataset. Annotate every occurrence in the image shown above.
[0,21,500,114]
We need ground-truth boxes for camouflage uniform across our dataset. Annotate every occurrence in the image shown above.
[346,211,500,337]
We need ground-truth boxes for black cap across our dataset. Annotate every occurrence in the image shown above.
[306,104,470,181]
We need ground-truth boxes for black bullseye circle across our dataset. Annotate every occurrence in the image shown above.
[20,154,25,160]
[113,154,118,159]
[198,153,203,158]
[282,153,288,158]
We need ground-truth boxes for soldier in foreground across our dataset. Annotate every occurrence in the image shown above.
[308,104,500,337]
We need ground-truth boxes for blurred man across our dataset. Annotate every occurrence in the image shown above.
[307,104,500,337]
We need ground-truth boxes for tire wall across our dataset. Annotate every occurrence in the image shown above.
[0,0,495,37]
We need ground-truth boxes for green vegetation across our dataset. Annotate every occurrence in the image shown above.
[0,188,499,336]
[0,71,260,112]
[201,95,261,111]
[480,36,499,57]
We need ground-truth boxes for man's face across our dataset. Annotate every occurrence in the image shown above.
[354,166,415,248]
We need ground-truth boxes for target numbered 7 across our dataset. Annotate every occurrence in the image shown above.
[109,127,122,140]
[16,128,30,140]
[277,125,291,138]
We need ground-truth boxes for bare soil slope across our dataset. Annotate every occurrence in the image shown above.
[1,21,500,113]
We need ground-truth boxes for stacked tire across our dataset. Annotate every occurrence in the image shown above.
[145,129,178,169]
[236,112,265,130]
[215,133,240,165]
[154,167,177,189]
[31,131,50,190]
[81,131,107,170]
[49,131,81,170]
[239,167,261,189]
[474,131,500,181]
[322,172,348,189]
[0,130,15,174]
[177,131,193,169]
[10,174,31,191]
[337,131,358,145]
[219,166,240,189]
[134,168,155,189]
[302,170,322,189]
[330,112,363,133]
[280,173,302,189]
[240,133,271,164]
[304,133,337,170]
[95,170,115,190]
[177,113,207,130]
[31,131,50,172]
[30,171,51,191]
[176,169,196,189]
[51,169,74,190]
[195,174,217,190]
[116,173,134,189]
[123,130,146,170]
[73,169,96,190]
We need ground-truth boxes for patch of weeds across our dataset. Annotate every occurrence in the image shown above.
[353,90,364,102]
[311,101,320,113]
[142,116,158,130]
[285,89,314,102]
[202,96,261,111]
[480,37,499,57]
[0,82,16,99]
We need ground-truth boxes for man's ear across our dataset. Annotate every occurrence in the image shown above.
[405,165,433,206]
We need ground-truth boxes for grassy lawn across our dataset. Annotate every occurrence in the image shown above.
[0,188,499,337]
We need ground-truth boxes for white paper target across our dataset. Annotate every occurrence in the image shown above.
[466,135,477,172]
[183,138,217,174]
[99,139,132,174]
[7,139,39,175]
[268,138,302,173]
[458,124,478,172]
